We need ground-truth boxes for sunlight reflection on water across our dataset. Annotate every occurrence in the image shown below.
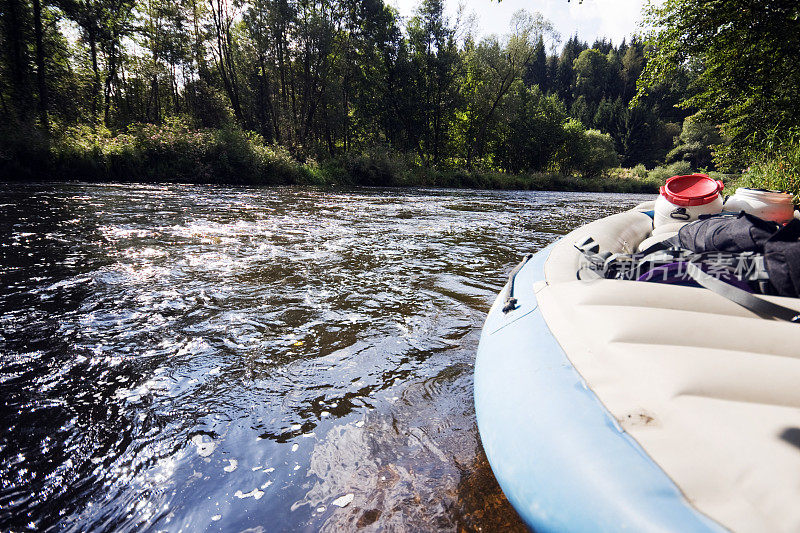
[0,183,651,531]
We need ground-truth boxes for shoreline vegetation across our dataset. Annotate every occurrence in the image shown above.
[1,0,797,196]
[1,119,740,193]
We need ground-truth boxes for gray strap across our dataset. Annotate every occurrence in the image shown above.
[686,262,800,323]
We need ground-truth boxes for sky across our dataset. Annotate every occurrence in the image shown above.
[389,0,651,49]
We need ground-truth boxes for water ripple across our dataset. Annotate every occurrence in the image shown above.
[0,183,650,531]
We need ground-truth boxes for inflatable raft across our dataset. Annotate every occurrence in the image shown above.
[474,203,800,532]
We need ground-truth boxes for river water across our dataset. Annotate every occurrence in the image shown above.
[0,183,651,532]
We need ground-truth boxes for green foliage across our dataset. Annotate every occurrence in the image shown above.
[336,146,409,187]
[551,118,589,175]
[638,0,800,170]
[2,0,738,189]
[646,161,692,183]
[550,119,619,177]
[631,163,648,179]
[602,166,662,191]
[404,0,461,165]
[0,117,660,193]
[738,131,800,201]
[0,119,305,184]
[582,129,620,176]
[573,49,610,102]
[665,114,723,170]
[455,12,559,169]
[498,85,567,173]
[0,120,52,177]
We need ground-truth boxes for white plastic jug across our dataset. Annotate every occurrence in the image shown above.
[654,174,724,228]
[722,188,795,223]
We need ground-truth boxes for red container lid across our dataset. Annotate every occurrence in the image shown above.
[659,174,724,207]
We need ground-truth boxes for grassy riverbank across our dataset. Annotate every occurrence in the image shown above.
[734,133,800,202]
[0,121,667,192]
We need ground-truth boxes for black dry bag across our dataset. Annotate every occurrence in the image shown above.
[666,212,800,298]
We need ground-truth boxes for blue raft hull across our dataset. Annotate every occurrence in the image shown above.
[474,244,725,532]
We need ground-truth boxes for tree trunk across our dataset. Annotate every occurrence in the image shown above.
[209,0,243,123]
[472,72,514,166]
[151,74,160,122]
[32,0,48,130]
[171,62,179,113]
[192,0,208,77]
[103,42,118,126]
[4,0,29,119]
[258,53,279,143]
[89,26,101,122]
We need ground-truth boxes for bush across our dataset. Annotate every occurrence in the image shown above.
[647,160,692,183]
[631,163,648,179]
[0,118,309,185]
[738,131,800,201]
[339,146,406,186]
[550,120,620,177]
[550,119,588,175]
[124,119,213,181]
[183,80,235,128]
[0,121,55,179]
[582,129,620,177]
[497,87,568,173]
[665,115,723,170]
[0,119,652,193]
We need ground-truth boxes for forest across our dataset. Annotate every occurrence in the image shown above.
[0,0,798,193]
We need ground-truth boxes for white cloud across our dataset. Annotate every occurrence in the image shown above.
[389,0,649,47]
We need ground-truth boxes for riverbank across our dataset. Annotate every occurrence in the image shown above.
[0,122,664,193]
[0,121,750,194]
